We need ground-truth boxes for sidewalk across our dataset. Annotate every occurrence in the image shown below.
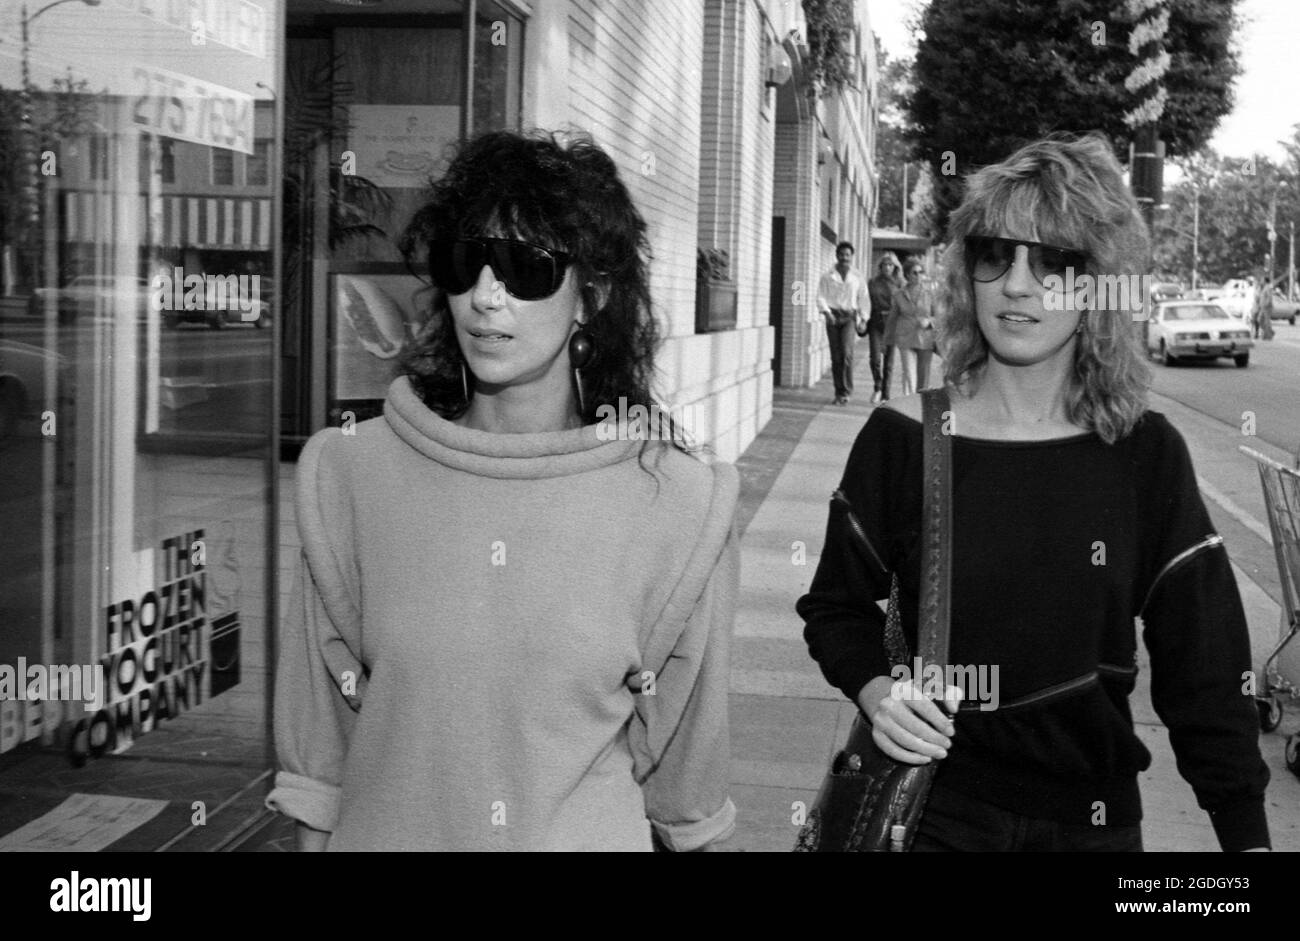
[718,351,1300,852]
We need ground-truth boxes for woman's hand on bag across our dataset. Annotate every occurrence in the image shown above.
[857,674,961,765]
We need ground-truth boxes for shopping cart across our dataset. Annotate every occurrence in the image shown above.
[1239,445,1300,777]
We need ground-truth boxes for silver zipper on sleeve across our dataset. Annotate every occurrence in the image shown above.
[1139,534,1224,616]
[831,488,888,575]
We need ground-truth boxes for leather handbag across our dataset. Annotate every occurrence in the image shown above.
[794,387,953,852]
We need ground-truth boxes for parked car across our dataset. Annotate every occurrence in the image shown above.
[28,274,151,323]
[1268,290,1297,325]
[1146,301,1253,367]
[164,276,274,329]
[1140,281,1186,322]
[166,297,272,329]
[0,340,66,438]
[1202,278,1254,321]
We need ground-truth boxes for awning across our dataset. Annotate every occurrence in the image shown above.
[62,192,273,251]
[871,228,931,255]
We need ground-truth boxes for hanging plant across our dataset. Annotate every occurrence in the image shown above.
[802,0,858,98]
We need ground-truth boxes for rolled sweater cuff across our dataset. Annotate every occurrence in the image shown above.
[1208,798,1270,852]
[265,771,340,833]
[651,797,737,852]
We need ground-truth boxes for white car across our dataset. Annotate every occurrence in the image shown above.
[1146,301,1254,367]
[29,274,152,323]
[0,340,66,437]
[1201,278,1254,321]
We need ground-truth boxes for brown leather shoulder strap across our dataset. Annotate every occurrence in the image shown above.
[918,388,952,668]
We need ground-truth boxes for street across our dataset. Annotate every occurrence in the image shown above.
[0,317,273,440]
[1151,319,1300,455]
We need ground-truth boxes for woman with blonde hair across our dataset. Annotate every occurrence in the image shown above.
[867,251,904,401]
[799,134,1271,852]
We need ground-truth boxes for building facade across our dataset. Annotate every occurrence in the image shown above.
[0,0,875,850]
[771,0,878,388]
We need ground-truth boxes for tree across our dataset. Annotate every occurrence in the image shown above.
[1152,132,1300,287]
[906,0,1242,234]
[907,163,942,242]
[873,36,919,232]
[0,70,100,293]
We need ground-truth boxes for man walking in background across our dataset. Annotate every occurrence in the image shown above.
[817,241,868,405]
[1253,272,1275,340]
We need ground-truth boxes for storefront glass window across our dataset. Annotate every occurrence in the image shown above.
[473,0,523,137]
[0,0,280,851]
[281,0,524,440]
[0,0,527,851]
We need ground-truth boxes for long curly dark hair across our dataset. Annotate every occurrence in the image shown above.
[397,130,670,435]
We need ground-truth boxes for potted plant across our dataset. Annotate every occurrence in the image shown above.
[695,247,737,333]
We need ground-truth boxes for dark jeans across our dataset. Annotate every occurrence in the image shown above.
[911,784,1144,852]
[867,323,886,392]
[825,314,856,398]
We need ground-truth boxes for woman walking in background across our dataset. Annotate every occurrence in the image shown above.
[267,130,739,852]
[799,134,1270,852]
[868,252,904,401]
[890,259,937,395]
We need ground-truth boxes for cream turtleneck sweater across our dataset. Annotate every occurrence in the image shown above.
[266,377,739,851]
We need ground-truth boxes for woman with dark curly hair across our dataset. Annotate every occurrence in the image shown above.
[266,130,739,852]
[800,134,1271,852]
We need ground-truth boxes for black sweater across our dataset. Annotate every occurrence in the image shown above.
[797,406,1270,851]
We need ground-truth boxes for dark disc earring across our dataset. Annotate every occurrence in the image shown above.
[569,325,594,417]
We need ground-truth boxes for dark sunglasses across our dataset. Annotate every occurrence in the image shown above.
[428,237,572,301]
[964,235,1089,285]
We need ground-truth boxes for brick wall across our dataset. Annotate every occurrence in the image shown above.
[773,117,824,387]
[521,0,775,461]
[736,2,774,333]
[565,0,703,339]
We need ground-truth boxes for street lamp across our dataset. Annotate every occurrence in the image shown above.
[1267,179,1287,293]
[1289,219,1295,301]
[14,0,99,297]
[1190,181,1199,292]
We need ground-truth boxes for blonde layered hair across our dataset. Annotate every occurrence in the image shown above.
[939,134,1152,443]
[876,251,904,283]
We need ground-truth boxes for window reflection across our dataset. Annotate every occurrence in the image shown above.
[0,0,279,840]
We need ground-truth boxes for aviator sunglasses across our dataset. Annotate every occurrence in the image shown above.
[428,236,572,301]
[964,235,1089,286]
